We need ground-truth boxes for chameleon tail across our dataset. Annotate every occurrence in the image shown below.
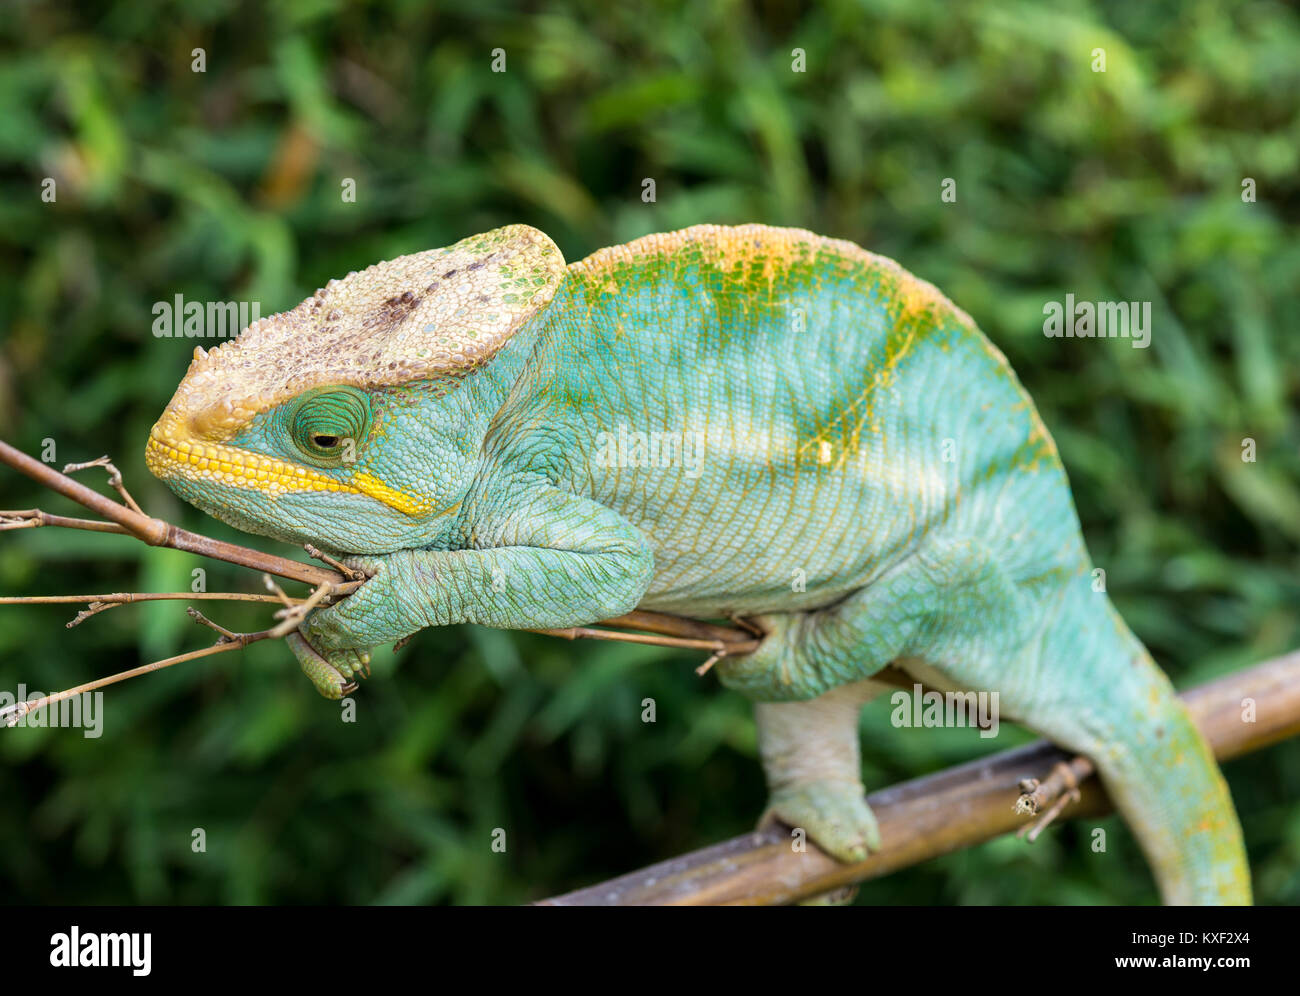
[1092,678,1249,904]
[1040,601,1250,905]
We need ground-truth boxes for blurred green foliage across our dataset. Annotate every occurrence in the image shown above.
[0,0,1298,905]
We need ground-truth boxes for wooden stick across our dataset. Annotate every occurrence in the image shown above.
[0,593,302,606]
[0,437,913,703]
[532,624,746,654]
[0,590,311,628]
[603,610,760,647]
[537,650,1300,905]
[62,456,145,515]
[535,610,925,688]
[0,439,344,588]
[0,509,128,533]
[0,440,753,648]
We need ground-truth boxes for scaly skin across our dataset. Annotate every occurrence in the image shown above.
[147,224,1250,904]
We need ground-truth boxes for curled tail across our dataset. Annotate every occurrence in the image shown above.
[1037,587,1250,904]
[1089,649,1249,904]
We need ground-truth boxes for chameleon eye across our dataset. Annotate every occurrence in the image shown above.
[289,388,371,462]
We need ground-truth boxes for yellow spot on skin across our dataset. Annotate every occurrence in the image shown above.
[349,471,432,516]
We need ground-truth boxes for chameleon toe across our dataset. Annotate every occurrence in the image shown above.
[763,779,880,864]
[286,633,347,700]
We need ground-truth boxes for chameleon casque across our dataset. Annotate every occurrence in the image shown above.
[145,223,1249,905]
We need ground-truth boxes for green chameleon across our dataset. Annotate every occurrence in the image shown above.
[146,224,1249,905]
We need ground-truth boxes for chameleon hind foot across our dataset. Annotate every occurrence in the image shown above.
[287,633,370,700]
[753,679,885,862]
[761,778,881,863]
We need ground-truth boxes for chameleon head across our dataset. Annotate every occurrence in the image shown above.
[146,225,566,553]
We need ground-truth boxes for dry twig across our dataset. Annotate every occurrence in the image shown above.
[0,437,780,713]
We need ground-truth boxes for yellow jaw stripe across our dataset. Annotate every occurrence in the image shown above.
[145,434,430,516]
[348,471,433,516]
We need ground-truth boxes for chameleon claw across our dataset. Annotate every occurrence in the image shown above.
[286,632,349,700]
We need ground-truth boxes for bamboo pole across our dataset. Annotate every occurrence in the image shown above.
[538,650,1300,905]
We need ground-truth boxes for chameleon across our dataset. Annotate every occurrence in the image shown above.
[145,223,1250,905]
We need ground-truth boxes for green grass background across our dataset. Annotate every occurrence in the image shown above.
[0,0,1298,904]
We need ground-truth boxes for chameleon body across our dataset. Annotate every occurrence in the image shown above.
[147,224,1250,904]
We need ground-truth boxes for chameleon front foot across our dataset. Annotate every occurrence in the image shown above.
[761,778,881,863]
[286,632,370,700]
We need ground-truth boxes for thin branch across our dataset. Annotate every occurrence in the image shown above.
[0,437,800,698]
[187,606,244,641]
[0,439,347,588]
[1014,756,1093,841]
[0,509,128,533]
[262,574,296,609]
[304,543,366,580]
[0,591,311,629]
[531,624,746,655]
[0,441,764,645]
[534,613,919,689]
[538,650,1300,905]
[0,438,763,655]
[62,456,144,515]
[0,622,279,728]
[0,592,300,606]
[267,581,334,638]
